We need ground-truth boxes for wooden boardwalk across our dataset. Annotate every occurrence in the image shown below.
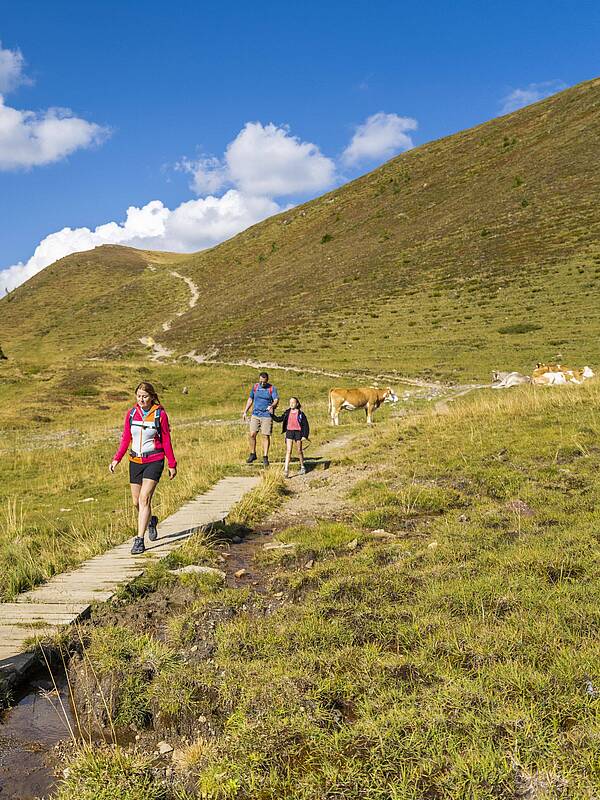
[0,476,260,686]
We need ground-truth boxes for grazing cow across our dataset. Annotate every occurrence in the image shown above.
[328,386,398,425]
[491,371,532,389]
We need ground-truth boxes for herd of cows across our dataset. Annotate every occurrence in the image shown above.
[491,362,595,389]
[326,364,595,425]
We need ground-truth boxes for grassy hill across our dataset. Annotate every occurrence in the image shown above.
[2,77,600,380]
[0,246,191,363]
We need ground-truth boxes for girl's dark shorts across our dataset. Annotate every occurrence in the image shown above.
[285,430,303,442]
[129,459,165,484]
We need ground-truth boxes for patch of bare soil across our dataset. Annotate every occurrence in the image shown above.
[90,581,201,641]
[260,463,373,532]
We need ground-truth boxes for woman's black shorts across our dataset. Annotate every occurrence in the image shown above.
[285,430,303,441]
[129,459,165,484]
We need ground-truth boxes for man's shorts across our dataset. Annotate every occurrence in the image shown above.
[249,415,273,435]
[129,459,165,484]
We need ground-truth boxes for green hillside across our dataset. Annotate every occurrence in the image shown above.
[2,78,600,380]
[0,246,191,363]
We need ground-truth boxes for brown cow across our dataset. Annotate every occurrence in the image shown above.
[328,386,398,426]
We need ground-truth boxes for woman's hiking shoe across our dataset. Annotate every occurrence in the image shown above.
[131,536,145,555]
[246,453,257,464]
[147,515,159,541]
[299,466,306,475]
[263,456,269,467]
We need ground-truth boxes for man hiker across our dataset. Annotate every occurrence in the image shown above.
[242,371,279,466]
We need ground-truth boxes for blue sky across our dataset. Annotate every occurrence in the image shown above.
[1,0,598,289]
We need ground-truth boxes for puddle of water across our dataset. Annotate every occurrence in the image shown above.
[220,531,274,591]
[0,667,75,800]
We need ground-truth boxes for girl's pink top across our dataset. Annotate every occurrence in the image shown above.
[113,405,177,469]
[287,409,302,431]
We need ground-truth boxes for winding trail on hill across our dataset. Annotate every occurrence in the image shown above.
[161,270,200,332]
[136,265,450,393]
[184,351,453,392]
[137,267,478,398]
[140,267,200,358]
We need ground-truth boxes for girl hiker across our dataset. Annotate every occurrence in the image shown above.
[109,382,177,554]
[272,397,310,478]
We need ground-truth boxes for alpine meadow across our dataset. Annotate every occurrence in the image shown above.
[1,75,600,800]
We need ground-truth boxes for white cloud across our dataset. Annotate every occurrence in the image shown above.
[2,112,421,292]
[341,112,417,166]
[226,122,336,196]
[500,80,567,114]
[0,41,109,170]
[180,121,336,198]
[177,155,228,195]
[0,191,280,293]
[0,42,29,93]
[4,117,335,291]
[0,96,109,170]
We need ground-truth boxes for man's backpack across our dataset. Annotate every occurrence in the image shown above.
[253,383,273,396]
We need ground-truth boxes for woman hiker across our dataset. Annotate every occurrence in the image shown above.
[109,382,177,554]
[272,396,310,477]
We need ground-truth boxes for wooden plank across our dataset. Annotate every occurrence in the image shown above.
[0,475,261,686]
[2,602,88,613]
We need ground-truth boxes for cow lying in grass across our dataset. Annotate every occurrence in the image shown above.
[491,371,531,389]
[328,386,398,425]
[532,363,595,385]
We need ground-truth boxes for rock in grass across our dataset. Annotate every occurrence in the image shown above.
[370,529,396,539]
[346,538,359,551]
[304,559,315,569]
[169,565,226,580]
[232,536,243,544]
[157,741,173,755]
[263,541,296,551]
[234,568,248,578]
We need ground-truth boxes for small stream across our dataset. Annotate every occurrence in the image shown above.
[0,666,74,800]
